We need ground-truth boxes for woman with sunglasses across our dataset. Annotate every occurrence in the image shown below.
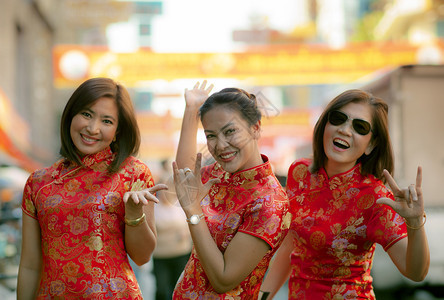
[260,89,429,299]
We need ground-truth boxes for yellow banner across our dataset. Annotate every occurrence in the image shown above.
[53,42,442,87]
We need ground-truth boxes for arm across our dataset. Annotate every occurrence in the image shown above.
[175,80,213,169]
[259,232,294,299]
[173,155,272,293]
[123,184,168,265]
[377,167,430,281]
[17,213,42,300]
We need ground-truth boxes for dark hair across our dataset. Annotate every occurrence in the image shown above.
[311,89,394,182]
[59,77,140,173]
[199,88,261,126]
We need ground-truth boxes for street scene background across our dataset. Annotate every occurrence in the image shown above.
[1,0,443,299]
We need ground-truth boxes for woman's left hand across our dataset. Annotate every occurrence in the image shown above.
[377,166,424,224]
[123,184,168,215]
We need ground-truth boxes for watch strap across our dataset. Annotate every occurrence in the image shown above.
[186,213,205,224]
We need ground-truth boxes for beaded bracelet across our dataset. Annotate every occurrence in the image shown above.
[124,213,146,227]
[405,212,426,230]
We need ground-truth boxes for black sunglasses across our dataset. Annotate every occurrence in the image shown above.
[328,110,372,135]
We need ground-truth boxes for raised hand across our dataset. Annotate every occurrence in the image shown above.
[172,153,220,214]
[184,80,214,109]
[123,184,168,215]
[377,166,425,225]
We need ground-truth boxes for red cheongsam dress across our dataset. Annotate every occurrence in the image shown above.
[21,147,154,299]
[285,158,407,300]
[173,155,291,300]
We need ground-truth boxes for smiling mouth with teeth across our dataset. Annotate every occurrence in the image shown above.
[333,139,349,149]
[81,134,98,142]
[220,152,237,159]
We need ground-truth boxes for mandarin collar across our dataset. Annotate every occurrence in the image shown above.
[80,147,114,168]
[52,147,114,180]
[213,154,273,186]
[319,163,362,187]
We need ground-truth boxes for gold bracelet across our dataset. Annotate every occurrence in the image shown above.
[405,212,426,230]
[124,213,146,227]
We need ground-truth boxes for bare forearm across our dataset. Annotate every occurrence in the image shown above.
[18,214,42,299]
[125,204,157,265]
[17,266,41,299]
[260,235,293,298]
[187,219,270,293]
[405,226,430,281]
[176,105,200,169]
[188,222,231,292]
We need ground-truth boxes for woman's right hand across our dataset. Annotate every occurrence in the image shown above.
[172,153,219,215]
[184,80,214,109]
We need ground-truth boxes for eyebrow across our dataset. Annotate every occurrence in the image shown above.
[204,122,235,134]
[338,110,371,122]
[84,107,117,122]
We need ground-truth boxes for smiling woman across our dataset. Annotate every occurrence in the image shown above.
[169,81,290,299]
[260,89,430,300]
[69,97,119,157]
[17,77,167,299]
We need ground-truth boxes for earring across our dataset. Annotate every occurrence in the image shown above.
[113,136,116,142]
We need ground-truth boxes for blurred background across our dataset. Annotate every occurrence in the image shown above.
[0,0,443,299]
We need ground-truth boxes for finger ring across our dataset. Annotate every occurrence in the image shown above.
[184,168,192,175]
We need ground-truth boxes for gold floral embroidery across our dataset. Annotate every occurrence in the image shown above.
[357,194,375,209]
[292,164,307,182]
[282,212,292,229]
[86,234,103,251]
[63,261,80,282]
[130,179,146,191]
[310,231,326,250]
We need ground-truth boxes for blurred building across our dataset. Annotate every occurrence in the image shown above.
[0,0,57,167]
[0,0,160,167]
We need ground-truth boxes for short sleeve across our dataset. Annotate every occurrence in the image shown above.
[21,174,37,220]
[200,165,212,184]
[126,158,154,191]
[285,159,310,201]
[200,163,221,185]
[238,180,290,249]
[367,185,407,251]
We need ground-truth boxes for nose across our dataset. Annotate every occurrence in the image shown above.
[86,119,100,134]
[215,135,229,150]
[338,120,353,136]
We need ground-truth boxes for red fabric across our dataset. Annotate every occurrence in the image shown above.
[22,148,154,299]
[173,155,290,299]
[285,159,407,300]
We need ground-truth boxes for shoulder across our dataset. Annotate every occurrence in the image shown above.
[288,158,311,172]
[23,158,65,193]
[121,156,150,171]
[119,156,152,178]
[287,158,311,181]
[360,173,393,198]
[30,158,65,181]
[201,161,222,182]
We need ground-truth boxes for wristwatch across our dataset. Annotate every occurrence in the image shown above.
[187,213,204,225]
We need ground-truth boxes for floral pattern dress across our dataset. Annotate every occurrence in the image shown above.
[21,148,154,299]
[285,158,407,300]
[173,155,291,300]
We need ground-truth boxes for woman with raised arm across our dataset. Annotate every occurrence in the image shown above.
[17,77,167,299]
[260,89,429,299]
[171,81,291,299]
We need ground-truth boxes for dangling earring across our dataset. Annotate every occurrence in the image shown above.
[113,136,116,143]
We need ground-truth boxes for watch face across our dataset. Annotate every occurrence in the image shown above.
[190,215,199,224]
